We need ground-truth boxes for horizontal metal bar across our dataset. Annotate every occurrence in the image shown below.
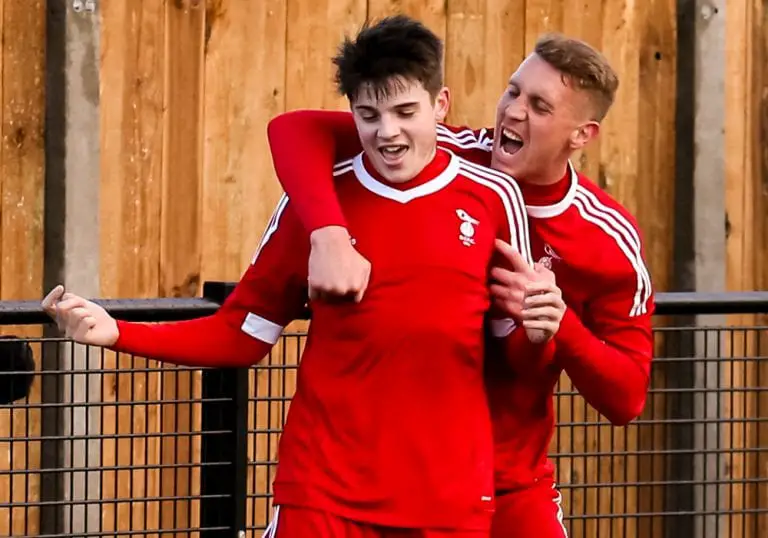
[654,291,768,315]
[1,287,767,325]
[0,297,220,325]
[33,528,231,538]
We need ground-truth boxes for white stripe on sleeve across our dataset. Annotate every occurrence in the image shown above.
[241,313,284,345]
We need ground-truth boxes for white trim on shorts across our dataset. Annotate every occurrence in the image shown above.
[261,505,281,538]
[552,485,568,538]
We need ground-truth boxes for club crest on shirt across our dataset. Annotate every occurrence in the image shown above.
[456,209,479,247]
[537,243,562,269]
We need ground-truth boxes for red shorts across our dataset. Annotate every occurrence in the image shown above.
[490,482,567,538]
[265,505,487,538]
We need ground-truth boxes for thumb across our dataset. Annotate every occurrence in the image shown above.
[494,239,534,276]
[41,285,65,314]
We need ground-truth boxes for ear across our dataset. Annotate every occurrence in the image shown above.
[569,120,599,151]
[434,86,450,122]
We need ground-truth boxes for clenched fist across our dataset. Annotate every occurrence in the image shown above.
[308,226,372,303]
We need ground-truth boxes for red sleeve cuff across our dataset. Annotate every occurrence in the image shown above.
[305,213,349,234]
[110,320,145,354]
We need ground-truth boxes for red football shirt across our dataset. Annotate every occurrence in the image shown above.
[113,147,534,530]
[265,110,655,493]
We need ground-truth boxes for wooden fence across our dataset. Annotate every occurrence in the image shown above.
[0,0,765,537]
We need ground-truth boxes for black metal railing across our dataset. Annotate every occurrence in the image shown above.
[0,283,766,538]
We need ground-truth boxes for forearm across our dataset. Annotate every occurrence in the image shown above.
[111,316,272,368]
[267,109,359,232]
[556,309,651,425]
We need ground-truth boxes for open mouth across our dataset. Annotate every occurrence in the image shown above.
[499,128,524,156]
[379,145,408,162]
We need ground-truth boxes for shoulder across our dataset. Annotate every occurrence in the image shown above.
[452,155,525,203]
[574,174,643,232]
[333,155,358,176]
[437,123,494,151]
[571,173,653,314]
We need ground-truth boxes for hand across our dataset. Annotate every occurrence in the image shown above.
[41,285,120,346]
[489,239,536,320]
[308,226,371,303]
[520,277,566,344]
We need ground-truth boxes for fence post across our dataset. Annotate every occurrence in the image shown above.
[199,282,248,537]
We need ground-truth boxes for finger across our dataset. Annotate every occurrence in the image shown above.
[524,281,560,297]
[65,307,92,335]
[489,266,529,289]
[41,285,65,314]
[523,292,563,308]
[355,271,370,304]
[73,316,98,342]
[56,296,91,314]
[522,306,562,322]
[494,239,535,276]
[490,284,524,303]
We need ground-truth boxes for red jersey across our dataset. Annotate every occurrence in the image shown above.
[265,110,655,493]
[112,148,535,531]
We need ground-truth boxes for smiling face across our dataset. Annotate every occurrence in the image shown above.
[352,77,450,184]
[491,52,600,185]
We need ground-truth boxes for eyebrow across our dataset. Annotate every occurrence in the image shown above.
[508,80,554,110]
[354,101,420,113]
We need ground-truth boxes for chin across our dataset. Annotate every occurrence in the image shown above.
[491,152,521,178]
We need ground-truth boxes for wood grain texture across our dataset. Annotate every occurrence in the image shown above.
[0,0,45,535]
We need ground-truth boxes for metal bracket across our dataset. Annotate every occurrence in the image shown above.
[72,0,96,13]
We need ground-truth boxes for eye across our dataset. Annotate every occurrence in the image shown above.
[531,99,551,114]
[360,113,378,122]
[507,86,520,98]
[398,109,416,118]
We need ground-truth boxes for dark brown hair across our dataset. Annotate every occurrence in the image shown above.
[333,15,444,103]
[534,33,619,121]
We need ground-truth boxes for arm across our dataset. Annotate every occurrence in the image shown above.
[555,281,655,426]
[266,109,361,232]
[267,110,494,233]
[44,197,309,369]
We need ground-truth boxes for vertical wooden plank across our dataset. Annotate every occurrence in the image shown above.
[285,0,367,112]
[725,0,767,536]
[100,0,166,535]
[559,0,604,182]
[445,0,489,127]
[200,0,288,529]
[161,1,206,536]
[758,4,768,537]
[633,1,677,538]
[367,0,448,42]
[524,0,563,51]
[725,0,753,535]
[0,0,45,535]
[201,0,287,281]
[444,0,525,129]
[482,0,527,126]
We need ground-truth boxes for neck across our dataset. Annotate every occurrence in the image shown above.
[525,156,570,186]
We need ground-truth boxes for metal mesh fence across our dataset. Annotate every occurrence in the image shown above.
[0,317,766,538]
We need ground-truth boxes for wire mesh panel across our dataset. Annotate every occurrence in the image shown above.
[244,324,768,538]
[0,303,766,538]
[0,337,225,538]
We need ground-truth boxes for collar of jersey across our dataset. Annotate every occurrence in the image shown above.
[524,160,579,218]
[352,149,461,203]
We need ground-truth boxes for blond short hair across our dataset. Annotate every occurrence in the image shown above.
[534,33,619,121]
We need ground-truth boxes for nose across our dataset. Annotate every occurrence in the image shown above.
[503,99,526,122]
[377,115,400,140]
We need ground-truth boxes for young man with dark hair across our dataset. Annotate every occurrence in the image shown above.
[266,31,654,538]
[42,16,566,538]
